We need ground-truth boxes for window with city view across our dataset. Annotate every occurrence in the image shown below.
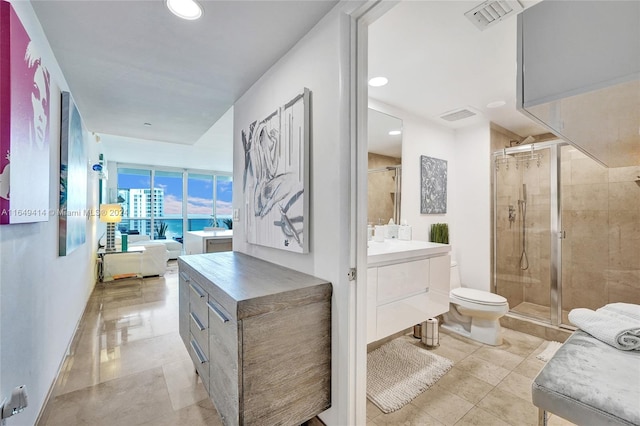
[117,167,232,242]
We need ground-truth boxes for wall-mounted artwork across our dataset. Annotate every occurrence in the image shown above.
[0,1,51,224]
[420,155,447,214]
[59,91,87,256]
[242,88,310,253]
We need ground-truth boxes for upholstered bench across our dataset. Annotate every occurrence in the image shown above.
[532,329,640,426]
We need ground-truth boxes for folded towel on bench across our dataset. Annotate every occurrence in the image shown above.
[568,303,640,351]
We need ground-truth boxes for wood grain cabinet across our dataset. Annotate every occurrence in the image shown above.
[178,252,332,426]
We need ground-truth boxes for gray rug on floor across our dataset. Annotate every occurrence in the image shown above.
[367,338,453,414]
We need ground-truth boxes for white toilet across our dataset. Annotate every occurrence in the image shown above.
[441,261,509,346]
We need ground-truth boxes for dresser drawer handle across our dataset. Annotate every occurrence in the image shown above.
[190,339,207,364]
[190,312,206,331]
[179,272,190,282]
[207,301,229,323]
[189,283,206,298]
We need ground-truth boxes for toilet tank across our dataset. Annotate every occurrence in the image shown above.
[450,261,461,289]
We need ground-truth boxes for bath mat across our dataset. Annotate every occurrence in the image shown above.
[367,338,453,414]
[536,341,563,362]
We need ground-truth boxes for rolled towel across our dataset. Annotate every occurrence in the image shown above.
[568,305,640,351]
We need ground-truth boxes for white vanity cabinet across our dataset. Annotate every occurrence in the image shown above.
[367,240,450,343]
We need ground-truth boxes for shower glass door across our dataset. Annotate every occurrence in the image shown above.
[493,143,556,324]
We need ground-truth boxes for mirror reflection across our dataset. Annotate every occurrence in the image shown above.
[368,108,402,225]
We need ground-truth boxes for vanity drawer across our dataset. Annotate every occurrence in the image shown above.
[188,333,209,392]
[376,291,431,340]
[189,279,209,324]
[207,298,238,372]
[189,309,208,352]
[377,259,430,305]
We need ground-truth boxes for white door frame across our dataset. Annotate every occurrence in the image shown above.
[349,1,399,424]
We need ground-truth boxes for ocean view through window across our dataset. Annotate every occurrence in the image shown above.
[117,166,232,243]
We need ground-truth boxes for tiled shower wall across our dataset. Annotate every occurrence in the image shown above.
[493,136,640,324]
[368,153,400,225]
[494,148,552,312]
[560,147,640,315]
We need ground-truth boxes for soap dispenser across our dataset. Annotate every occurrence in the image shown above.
[398,219,412,241]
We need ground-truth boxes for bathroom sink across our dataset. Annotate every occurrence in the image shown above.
[367,239,450,265]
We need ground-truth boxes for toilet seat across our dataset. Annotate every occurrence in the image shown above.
[451,288,507,306]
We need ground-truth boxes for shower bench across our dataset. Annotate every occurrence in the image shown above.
[532,329,640,426]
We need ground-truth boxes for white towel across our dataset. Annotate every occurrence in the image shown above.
[568,303,640,351]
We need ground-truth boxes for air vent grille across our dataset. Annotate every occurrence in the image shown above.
[465,0,523,31]
[440,108,477,122]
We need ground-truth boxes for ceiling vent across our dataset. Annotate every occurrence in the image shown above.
[440,107,477,122]
[465,0,523,31]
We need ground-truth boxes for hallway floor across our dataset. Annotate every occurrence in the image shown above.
[41,260,575,426]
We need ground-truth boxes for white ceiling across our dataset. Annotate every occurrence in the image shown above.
[31,0,338,145]
[31,0,547,164]
[368,0,547,155]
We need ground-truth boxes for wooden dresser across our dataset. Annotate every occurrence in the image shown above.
[178,252,332,426]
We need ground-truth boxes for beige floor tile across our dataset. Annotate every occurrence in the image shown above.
[496,371,534,402]
[45,367,173,426]
[162,358,210,411]
[454,354,511,386]
[438,331,483,356]
[367,398,384,420]
[472,346,525,370]
[454,406,511,426]
[477,387,539,426]
[512,357,546,380]
[412,387,474,426]
[141,397,222,426]
[368,402,444,426]
[499,328,545,358]
[435,367,494,404]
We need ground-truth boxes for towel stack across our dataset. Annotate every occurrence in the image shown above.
[568,303,640,351]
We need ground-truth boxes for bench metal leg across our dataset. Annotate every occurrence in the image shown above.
[538,408,548,426]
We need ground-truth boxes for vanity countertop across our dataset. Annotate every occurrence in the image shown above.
[367,239,450,266]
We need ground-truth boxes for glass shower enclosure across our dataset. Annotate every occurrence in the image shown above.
[493,140,640,328]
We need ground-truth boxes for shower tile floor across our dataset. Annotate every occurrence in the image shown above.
[366,328,576,426]
[511,301,571,325]
[39,260,576,426]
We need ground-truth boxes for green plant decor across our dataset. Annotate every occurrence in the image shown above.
[220,218,233,230]
[429,223,449,244]
[155,221,168,239]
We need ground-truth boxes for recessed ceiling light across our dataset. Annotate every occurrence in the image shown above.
[486,100,506,108]
[368,76,388,87]
[166,0,203,20]
[388,130,401,136]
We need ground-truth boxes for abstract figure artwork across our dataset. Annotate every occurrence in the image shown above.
[242,89,310,253]
[59,91,87,256]
[0,1,51,224]
[420,155,447,214]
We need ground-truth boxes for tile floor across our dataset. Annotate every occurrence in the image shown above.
[41,260,575,426]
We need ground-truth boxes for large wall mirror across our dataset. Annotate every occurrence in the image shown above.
[368,108,402,225]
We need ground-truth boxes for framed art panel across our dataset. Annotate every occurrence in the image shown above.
[242,88,310,253]
[0,0,51,224]
[59,91,87,256]
[420,155,447,214]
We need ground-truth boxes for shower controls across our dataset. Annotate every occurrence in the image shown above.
[508,205,516,224]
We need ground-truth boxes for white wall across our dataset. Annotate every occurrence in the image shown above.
[0,3,100,425]
[453,123,491,291]
[232,5,354,425]
[368,100,492,291]
[101,106,234,173]
[368,100,457,251]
